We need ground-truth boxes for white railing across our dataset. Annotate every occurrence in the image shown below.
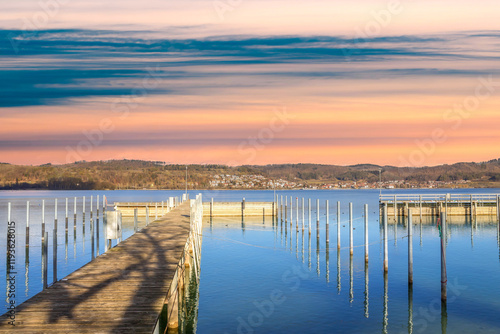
[380,193,500,203]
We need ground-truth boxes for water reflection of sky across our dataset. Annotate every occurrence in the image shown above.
[1,189,500,333]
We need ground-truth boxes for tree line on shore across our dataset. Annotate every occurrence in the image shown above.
[1,158,500,190]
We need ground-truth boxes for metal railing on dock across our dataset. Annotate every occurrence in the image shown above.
[379,193,500,220]
[380,193,500,204]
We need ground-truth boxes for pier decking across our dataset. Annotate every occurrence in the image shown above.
[0,202,193,333]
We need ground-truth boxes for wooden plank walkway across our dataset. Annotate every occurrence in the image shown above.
[0,202,191,333]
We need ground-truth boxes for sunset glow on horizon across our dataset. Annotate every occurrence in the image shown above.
[1,1,500,167]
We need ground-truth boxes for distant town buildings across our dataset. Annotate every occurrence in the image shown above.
[208,174,471,190]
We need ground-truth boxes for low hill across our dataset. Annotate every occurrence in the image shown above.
[0,159,499,190]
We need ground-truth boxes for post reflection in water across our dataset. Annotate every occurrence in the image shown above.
[394,221,398,246]
[408,283,413,334]
[383,271,388,334]
[441,301,448,334]
[337,250,341,294]
[65,231,68,262]
[73,232,77,259]
[25,247,29,297]
[280,217,283,246]
[349,254,353,303]
[285,221,288,248]
[83,214,86,253]
[302,231,305,263]
[316,236,320,277]
[420,219,423,248]
[296,231,299,260]
[471,217,474,248]
[326,242,330,283]
[308,232,311,270]
[364,262,369,318]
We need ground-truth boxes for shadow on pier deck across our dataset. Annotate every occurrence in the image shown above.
[0,202,195,333]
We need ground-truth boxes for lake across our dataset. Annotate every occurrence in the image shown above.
[1,189,500,333]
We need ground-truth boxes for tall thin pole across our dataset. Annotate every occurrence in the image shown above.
[26,201,30,249]
[349,202,353,256]
[316,199,320,223]
[54,198,58,234]
[302,198,305,231]
[53,228,57,283]
[273,181,276,212]
[308,199,311,235]
[73,197,77,236]
[408,210,413,285]
[96,196,100,256]
[316,199,320,239]
[326,200,329,243]
[364,204,368,263]
[280,195,283,223]
[185,166,188,196]
[65,198,69,234]
[379,168,382,197]
[440,212,447,302]
[337,201,341,250]
[42,199,45,242]
[384,203,388,272]
[42,232,48,289]
[104,209,108,252]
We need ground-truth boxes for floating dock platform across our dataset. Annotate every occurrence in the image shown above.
[380,193,500,221]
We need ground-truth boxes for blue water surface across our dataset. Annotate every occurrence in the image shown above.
[1,189,500,333]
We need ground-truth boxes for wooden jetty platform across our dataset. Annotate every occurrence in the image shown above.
[203,200,275,218]
[0,198,202,334]
[115,198,181,217]
[380,193,500,221]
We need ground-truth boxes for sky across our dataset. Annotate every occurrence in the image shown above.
[1,0,499,167]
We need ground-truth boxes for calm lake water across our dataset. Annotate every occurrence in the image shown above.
[1,189,500,333]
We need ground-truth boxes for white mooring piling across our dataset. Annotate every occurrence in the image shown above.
[364,204,368,263]
[349,202,353,256]
[326,200,329,243]
[337,201,341,250]
[26,201,30,249]
[408,210,413,285]
[384,202,388,272]
[440,212,447,302]
[302,198,305,231]
[53,228,57,283]
[308,199,311,235]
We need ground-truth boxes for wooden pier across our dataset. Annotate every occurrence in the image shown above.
[0,198,202,333]
[203,200,275,218]
[115,198,180,217]
[380,193,500,222]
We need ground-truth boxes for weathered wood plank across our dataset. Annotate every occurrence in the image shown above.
[1,202,191,333]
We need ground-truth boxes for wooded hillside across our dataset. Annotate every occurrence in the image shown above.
[1,159,500,190]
